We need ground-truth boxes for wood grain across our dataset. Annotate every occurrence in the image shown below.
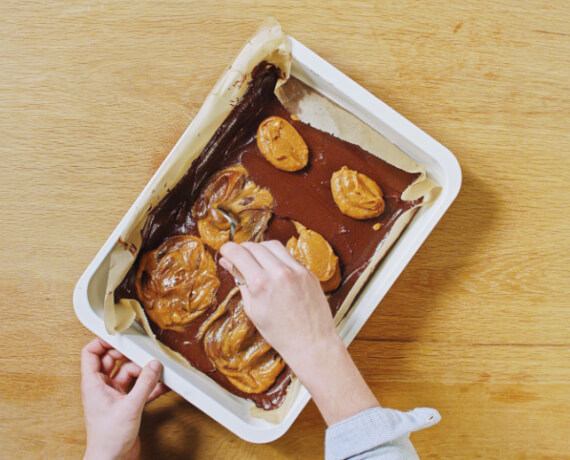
[1,1,569,458]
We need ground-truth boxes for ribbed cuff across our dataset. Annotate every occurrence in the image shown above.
[325,407,441,460]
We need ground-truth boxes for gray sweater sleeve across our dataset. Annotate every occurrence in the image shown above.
[325,407,441,460]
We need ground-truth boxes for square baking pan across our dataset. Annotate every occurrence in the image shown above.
[74,35,461,443]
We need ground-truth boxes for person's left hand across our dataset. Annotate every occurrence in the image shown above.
[81,338,169,460]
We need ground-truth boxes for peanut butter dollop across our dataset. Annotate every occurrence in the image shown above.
[330,166,385,219]
[136,236,220,331]
[286,222,341,292]
[256,116,309,171]
[203,294,285,394]
[192,165,274,251]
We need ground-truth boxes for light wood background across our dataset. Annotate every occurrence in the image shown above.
[1,1,568,459]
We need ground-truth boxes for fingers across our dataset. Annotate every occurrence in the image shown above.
[101,353,118,376]
[220,241,306,304]
[115,361,168,402]
[219,256,251,304]
[82,338,125,377]
[107,348,127,361]
[260,240,303,270]
[113,362,142,389]
[82,339,167,405]
[220,240,300,274]
[219,242,263,283]
[218,256,233,272]
[128,360,162,408]
[146,382,170,403]
[240,242,286,272]
[81,338,108,377]
[85,337,113,355]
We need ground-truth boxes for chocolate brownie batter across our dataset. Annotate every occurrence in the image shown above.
[116,62,420,409]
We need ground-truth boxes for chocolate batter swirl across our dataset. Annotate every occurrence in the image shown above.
[116,63,421,410]
[135,236,219,331]
[203,292,285,394]
[192,165,273,251]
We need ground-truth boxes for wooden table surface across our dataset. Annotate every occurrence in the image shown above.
[1,1,568,458]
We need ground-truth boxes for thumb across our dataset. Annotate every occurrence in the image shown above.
[128,360,162,407]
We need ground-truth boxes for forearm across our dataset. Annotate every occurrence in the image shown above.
[84,443,138,460]
[288,332,380,426]
[84,447,121,460]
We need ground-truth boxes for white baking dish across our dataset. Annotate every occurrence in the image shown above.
[73,36,461,443]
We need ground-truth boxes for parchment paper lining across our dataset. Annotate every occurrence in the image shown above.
[102,19,438,423]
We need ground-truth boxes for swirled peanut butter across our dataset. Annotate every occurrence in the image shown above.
[136,236,219,331]
[116,64,422,410]
[330,166,385,219]
[256,116,309,171]
[192,165,274,250]
[204,294,285,394]
[286,222,341,292]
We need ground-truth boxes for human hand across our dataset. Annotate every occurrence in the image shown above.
[81,338,169,460]
[219,241,379,426]
[219,240,339,371]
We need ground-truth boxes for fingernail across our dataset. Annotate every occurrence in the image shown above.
[150,360,162,372]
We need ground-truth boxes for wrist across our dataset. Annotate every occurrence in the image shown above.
[289,331,380,426]
[284,327,342,382]
[84,447,113,460]
[84,441,125,460]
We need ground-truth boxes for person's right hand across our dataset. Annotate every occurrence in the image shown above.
[219,240,380,426]
[219,240,338,370]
